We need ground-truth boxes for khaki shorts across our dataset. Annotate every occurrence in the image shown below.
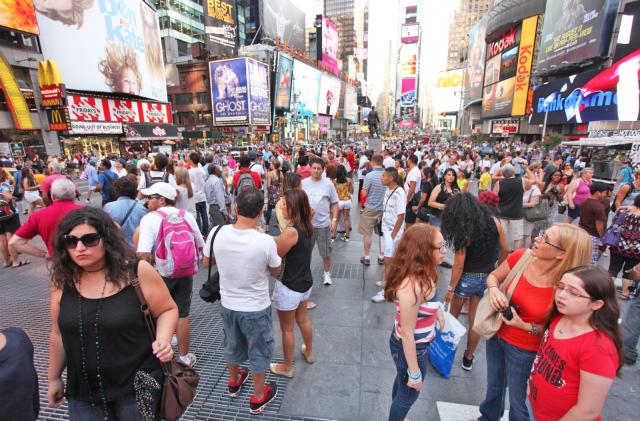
[313,226,332,257]
[358,208,382,236]
[500,218,524,243]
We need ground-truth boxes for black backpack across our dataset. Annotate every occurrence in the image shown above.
[143,171,170,188]
[199,225,224,303]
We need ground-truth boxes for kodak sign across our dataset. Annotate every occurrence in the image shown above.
[512,16,538,116]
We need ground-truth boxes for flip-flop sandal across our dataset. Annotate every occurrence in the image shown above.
[12,261,31,268]
[301,344,315,364]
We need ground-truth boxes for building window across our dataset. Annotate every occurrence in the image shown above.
[175,93,193,105]
[196,92,209,104]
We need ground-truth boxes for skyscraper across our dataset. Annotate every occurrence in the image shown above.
[324,0,357,62]
[446,0,493,70]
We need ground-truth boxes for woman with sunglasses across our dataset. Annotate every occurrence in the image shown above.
[478,224,593,421]
[528,266,622,421]
[48,208,178,420]
[383,224,445,421]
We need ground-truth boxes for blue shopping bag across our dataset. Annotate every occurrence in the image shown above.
[428,304,467,379]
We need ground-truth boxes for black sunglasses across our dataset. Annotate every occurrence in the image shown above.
[62,233,102,249]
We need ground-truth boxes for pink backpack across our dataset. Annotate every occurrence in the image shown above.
[154,209,200,279]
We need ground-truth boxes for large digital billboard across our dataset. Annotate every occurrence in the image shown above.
[35,0,167,102]
[262,0,306,52]
[204,0,237,57]
[292,59,321,116]
[399,43,418,78]
[463,17,487,105]
[401,23,419,44]
[536,0,619,74]
[0,0,38,34]
[433,69,463,113]
[401,78,417,107]
[247,59,270,125]
[321,17,339,75]
[482,77,516,118]
[274,53,293,114]
[343,84,358,122]
[318,73,342,117]
[209,58,249,125]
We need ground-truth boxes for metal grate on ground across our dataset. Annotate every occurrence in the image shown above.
[0,265,335,421]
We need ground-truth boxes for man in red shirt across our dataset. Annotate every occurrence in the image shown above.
[40,161,80,206]
[232,156,262,190]
[296,155,312,179]
[346,147,356,176]
[10,178,83,258]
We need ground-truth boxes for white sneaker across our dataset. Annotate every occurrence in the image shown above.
[375,280,385,288]
[179,352,197,367]
[171,335,178,347]
[323,272,333,285]
[371,290,385,303]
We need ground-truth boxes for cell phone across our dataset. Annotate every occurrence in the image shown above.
[501,303,521,321]
[401,371,409,384]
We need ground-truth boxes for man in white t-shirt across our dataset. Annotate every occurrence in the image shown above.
[137,152,177,198]
[382,149,395,169]
[188,152,209,234]
[203,188,281,414]
[248,151,266,178]
[372,167,407,303]
[403,155,421,225]
[136,182,204,368]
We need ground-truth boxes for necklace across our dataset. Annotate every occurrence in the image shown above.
[77,278,109,421]
[83,266,106,273]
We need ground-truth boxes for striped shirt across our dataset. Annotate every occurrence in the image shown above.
[394,299,439,344]
[363,168,386,211]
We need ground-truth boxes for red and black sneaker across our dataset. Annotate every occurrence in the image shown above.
[227,369,249,398]
[249,382,278,414]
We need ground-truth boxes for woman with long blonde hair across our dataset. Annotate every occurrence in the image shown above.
[383,224,445,420]
[174,167,196,219]
[478,223,593,421]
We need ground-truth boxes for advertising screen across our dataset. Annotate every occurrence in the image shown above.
[262,0,306,52]
[343,84,358,122]
[292,60,321,116]
[321,17,339,75]
[318,73,342,116]
[500,47,519,81]
[0,0,38,34]
[401,23,419,44]
[209,58,249,125]
[464,17,488,105]
[399,43,418,78]
[204,0,237,57]
[35,0,167,102]
[247,59,270,125]
[482,77,516,118]
[274,54,293,114]
[401,78,417,107]
[483,55,501,87]
[537,0,619,74]
[433,69,463,113]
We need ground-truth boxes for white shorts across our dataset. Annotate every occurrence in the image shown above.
[338,199,351,210]
[500,218,524,242]
[382,230,402,258]
[272,280,312,311]
[24,190,40,203]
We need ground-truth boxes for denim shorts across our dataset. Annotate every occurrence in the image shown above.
[454,272,489,299]
[221,305,274,373]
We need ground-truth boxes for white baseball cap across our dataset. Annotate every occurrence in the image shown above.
[140,182,177,201]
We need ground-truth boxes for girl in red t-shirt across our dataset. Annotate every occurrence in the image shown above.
[528,266,622,421]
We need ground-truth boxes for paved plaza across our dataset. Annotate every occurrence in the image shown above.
[1,181,638,420]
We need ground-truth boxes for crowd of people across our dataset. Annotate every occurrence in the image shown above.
[0,136,638,421]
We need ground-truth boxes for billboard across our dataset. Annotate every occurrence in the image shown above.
[318,73,342,117]
[399,43,418,78]
[512,16,538,116]
[536,0,619,74]
[66,95,172,124]
[401,78,417,107]
[0,0,38,34]
[482,77,516,118]
[246,59,271,125]
[321,17,339,75]
[262,0,306,52]
[204,0,237,57]
[292,60,321,116]
[401,23,419,44]
[343,84,358,122]
[463,17,488,105]
[274,54,293,114]
[35,0,167,102]
[209,58,250,125]
[433,69,463,113]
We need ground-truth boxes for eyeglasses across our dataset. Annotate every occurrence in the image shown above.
[539,231,565,251]
[433,244,447,253]
[62,233,102,249]
[555,283,591,299]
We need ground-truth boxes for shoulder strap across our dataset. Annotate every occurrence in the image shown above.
[207,225,225,283]
[163,172,170,182]
[155,209,167,219]
[383,187,399,212]
[120,201,138,226]
[502,250,533,301]
[144,172,151,187]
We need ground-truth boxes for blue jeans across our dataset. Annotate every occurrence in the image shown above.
[68,397,152,421]
[478,336,536,421]
[195,201,209,234]
[388,333,430,421]
[622,291,640,363]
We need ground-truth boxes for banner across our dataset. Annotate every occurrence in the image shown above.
[401,23,419,44]
[69,121,122,135]
[123,123,179,140]
[343,84,358,123]
[464,17,488,105]
[204,0,237,57]
[401,78,416,106]
[536,0,619,74]
[512,16,538,116]
[209,58,249,125]
[399,43,418,78]
[262,0,306,52]
[292,59,321,116]
[67,95,171,124]
[491,119,520,134]
[0,0,38,34]
[318,73,342,117]
[247,59,271,125]
[274,54,293,114]
[68,95,106,121]
[107,100,141,123]
[321,17,339,75]
[433,69,463,113]
[35,0,167,102]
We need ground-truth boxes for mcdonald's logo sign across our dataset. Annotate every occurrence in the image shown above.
[0,52,35,130]
[38,60,66,108]
[46,107,71,131]
[38,60,63,86]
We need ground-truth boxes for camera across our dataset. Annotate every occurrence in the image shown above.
[500,303,520,321]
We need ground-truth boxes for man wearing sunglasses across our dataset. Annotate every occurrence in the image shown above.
[136,182,204,367]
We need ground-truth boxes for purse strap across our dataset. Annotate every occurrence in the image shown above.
[207,225,225,283]
[501,249,534,301]
[383,187,399,213]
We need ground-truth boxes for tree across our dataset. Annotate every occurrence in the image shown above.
[543,133,567,149]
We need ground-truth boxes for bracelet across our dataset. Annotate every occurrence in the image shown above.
[447,286,454,292]
[488,285,499,289]
[407,368,422,381]
[529,323,540,335]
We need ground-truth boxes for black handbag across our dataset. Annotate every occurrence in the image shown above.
[199,225,224,303]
